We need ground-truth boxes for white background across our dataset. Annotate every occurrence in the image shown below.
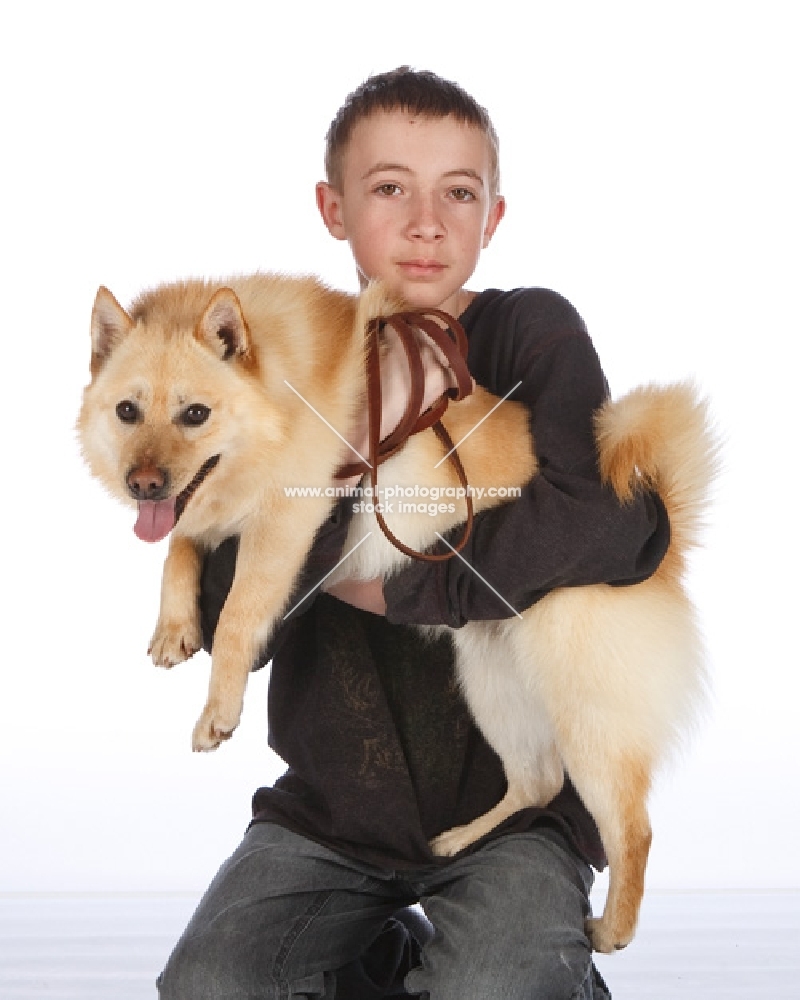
[0,1,797,897]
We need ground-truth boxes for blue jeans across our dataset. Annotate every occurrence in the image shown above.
[157,823,611,999]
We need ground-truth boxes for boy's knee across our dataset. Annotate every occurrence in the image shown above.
[406,937,594,1000]
[156,935,262,1000]
[420,833,596,998]
[157,933,332,1000]
[156,935,221,1000]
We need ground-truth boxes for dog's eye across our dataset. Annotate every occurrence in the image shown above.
[181,404,211,427]
[116,400,140,424]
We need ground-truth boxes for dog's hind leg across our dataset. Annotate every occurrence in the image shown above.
[430,757,564,857]
[530,666,654,952]
[562,746,653,953]
[430,784,530,857]
[518,584,690,952]
[430,623,565,857]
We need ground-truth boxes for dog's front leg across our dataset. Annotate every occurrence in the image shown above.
[149,533,203,668]
[191,507,327,752]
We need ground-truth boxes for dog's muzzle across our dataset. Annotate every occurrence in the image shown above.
[131,454,221,543]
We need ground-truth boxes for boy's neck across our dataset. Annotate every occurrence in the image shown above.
[358,282,477,320]
[449,288,477,318]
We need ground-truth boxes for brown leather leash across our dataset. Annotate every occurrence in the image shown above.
[335,310,475,562]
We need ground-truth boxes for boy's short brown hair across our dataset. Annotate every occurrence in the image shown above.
[324,67,500,196]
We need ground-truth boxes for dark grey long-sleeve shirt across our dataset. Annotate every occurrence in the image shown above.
[199,287,670,871]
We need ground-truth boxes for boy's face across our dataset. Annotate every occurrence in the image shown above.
[317,111,505,317]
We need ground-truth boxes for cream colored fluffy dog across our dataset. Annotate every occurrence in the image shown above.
[79,274,716,952]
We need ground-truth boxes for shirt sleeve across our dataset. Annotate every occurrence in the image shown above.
[383,293,670,628]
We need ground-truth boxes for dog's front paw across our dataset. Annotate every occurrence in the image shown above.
[149,616,202,668]
[191,698,242,752]
[586,915,635,954]
[430,824,479,858]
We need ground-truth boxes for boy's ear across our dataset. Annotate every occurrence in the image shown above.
[316,181,348,241]
[482,195,506,249]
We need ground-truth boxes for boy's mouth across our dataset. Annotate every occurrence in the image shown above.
[398,260,446,278]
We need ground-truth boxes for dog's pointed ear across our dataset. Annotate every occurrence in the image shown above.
[197,288,251,361]
[90,286,133,371]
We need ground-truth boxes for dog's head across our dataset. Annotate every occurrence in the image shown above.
[78,283,281,543]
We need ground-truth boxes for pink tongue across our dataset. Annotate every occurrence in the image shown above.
[134,498,177,543]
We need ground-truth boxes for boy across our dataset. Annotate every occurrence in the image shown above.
[158,68,669,999]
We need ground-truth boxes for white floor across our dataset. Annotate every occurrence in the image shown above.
[592,891,799,999]
[0,891,797,999]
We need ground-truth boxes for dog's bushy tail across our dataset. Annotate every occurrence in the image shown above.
[594,382,720,562]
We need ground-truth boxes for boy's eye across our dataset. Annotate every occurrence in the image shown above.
[374,183,402,197]
[180,404,211,427]
[449,187,476,202]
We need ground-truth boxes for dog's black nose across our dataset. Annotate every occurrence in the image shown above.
[126,464,169,501]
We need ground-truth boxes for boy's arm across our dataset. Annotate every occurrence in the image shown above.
[381,308,670,628]
[200,294,669,633]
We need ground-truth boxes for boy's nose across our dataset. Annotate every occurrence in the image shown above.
[406,195,445,241]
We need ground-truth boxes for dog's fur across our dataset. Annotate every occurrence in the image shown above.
[78,274,716,953]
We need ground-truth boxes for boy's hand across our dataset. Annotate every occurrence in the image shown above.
[330,319,467,614]
[322,576,387,615]
[377,319,464,442]
[341,319,470,486]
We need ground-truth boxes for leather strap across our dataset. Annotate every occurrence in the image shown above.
[372,419,474,562]
[336,310,475,562]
